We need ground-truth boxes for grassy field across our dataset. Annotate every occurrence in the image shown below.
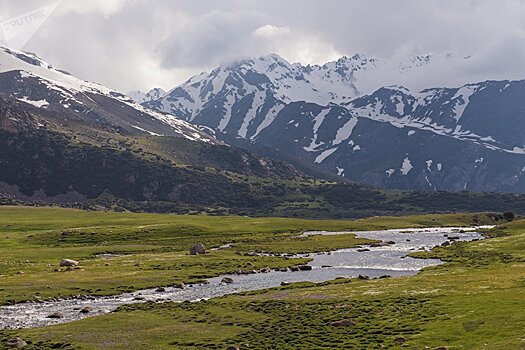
[0,207,520,349]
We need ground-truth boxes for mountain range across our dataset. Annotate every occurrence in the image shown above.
[137,53,525,193]
[1,46,525,217]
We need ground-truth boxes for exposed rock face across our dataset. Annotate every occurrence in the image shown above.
[189,243,206,255]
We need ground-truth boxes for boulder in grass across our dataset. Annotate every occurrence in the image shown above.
[4,337,28,348]
[189,243,206,255]
[331,319,355,327]
[226,346,240,350]
[59,259,79,267]
[394,337,406,344]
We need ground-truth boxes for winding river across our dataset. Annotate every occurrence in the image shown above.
[0,226,489,329]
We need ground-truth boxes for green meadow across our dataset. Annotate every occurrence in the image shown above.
[0,207,522,349]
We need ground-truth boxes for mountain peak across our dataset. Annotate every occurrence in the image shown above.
[259,53,288,62]
[128,88,167,104]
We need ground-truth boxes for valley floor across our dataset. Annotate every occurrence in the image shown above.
[0,207,522,349]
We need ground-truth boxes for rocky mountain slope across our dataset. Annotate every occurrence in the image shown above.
[142,54,525,193]
[0,47,213,142]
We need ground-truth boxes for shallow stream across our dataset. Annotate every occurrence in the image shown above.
[0,226,488,329]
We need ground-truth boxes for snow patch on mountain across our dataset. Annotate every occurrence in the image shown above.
[304,108,331,152]
[238,91,266,138]
[218,94,236,131]
[451,85,477,121]
[315,148,337,163]
[17,96,49,108]
[252,104,285,139]
[400,157,413,175]
[332,117,358,146]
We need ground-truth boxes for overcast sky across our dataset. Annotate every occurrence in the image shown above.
[1,0,525,93]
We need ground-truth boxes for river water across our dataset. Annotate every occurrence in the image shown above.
[0,226,488,329]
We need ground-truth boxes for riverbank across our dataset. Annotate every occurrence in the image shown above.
[0,227,483,329]
[0,208,519,349]
[0,207,494,306]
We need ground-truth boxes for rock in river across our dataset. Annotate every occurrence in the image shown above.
[46,311,63,319]
[221,277,234,284]
[80,307,93,314]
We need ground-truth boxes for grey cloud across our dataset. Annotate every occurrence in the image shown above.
[156,10,268,69]
[1,0,525,93]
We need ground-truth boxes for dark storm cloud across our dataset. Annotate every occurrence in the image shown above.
[1,0,525,92]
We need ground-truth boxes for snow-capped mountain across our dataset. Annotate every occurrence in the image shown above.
[0,47,215,143]
[144,52,469,139]
[143,54,525,193]
[146,53,373,121]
